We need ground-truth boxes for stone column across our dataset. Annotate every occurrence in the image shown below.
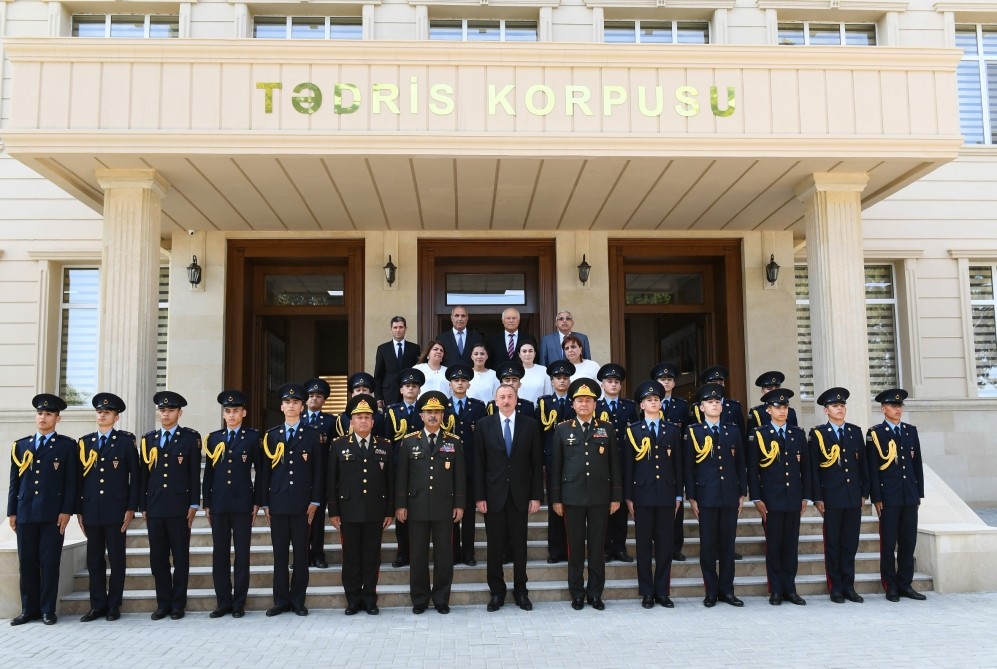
[795,172,871,428]
[95,169,170,433]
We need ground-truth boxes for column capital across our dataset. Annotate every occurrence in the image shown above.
[794,172,869,202]
[95,168,170,198]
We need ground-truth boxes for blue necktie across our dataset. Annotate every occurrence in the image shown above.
[36,435,44,451]
[648,422,656,439]
[287,427,295,443]
[457,399,464,415]
[504,418,513,456]
[100,435,107,452]
[162,431,172,448]
[610,400,617,413]
[227,430,236,445]
[457,330,464,356]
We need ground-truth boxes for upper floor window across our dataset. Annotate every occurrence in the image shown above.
[604,20,709,45]
[956,25,997,145]
[429,19,537,42]
[778,22,876,46]
[970,264,997,396]
[253,16,362,40]
[72,14,179,38]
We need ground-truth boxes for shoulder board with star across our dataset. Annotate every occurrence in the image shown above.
[403,430,422,439]
[442,431,462,441]
[557,418,573,427]
[372,435,391,446]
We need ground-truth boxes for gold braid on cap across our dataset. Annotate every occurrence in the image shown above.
[421,396,447,412]
[815,430,840,468]
[11,442,33,477]
[79,439,97,477]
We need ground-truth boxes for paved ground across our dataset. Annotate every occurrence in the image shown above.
[4,592,997,668]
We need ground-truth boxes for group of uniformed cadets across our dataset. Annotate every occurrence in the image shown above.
[8,358,928,625]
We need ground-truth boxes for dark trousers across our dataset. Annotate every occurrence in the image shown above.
[16,521,66,615]
[564,504,609,600]
[674,502,686,554]
[309,505,327,563]
[211,511,253,610]
[879,504,918,592]
[634,505,675,597]
[545,460,567,559]
[395,518,410,560]
[762,510,801,595]
[84,522,127,610]
[453,476,476,561]
[341,520,384,608]
[823,506,862,594]
[270,513,310,608]
[483,497,529,597]
[605,504,629,554]
[697,506,738,597]
[147,515,191,611]
[408,519,454,608]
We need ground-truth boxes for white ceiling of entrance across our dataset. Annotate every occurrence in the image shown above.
[44,154,934,233]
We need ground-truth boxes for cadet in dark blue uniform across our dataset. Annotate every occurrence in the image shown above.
[867,388,926,602]
[487,361,537,419]
[651,362,690,563]
[334,372,385,438]
[140,391,201,620]
[260,383,323,616]
[203,390,261,619]
[684,384,746,608]
[444,363,486,566]
[746,371,799,434]
[551,378,623,611]
[77,392,139,623]
[8,394,78,626]
[537,360,575,563]
[303,377,336,569]
[597,363,637,563]
[624,381,682,609]
[328,394,394,616]
[809,387,868,604]
[395,391,466,614]
[747,388,809,606]
[689,365,746,438]
[382,367,425,567]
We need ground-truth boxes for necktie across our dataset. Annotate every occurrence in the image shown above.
[397,342,403,364]
[309,413,317,426]
[894,425,901,438]
[558,397,565,414]
[360,437,367,452]
[407,405,414,419]
[711,425,720,439]
[227,430,236,445]
[834,426,841,441]
[99,435,107,452]
[457,399,464,415]
[457,330,464,355]
[429,432,437,449]
[582,423,590,440]
[507,333,515,359]
[163,431,172,448]
[778,427,786,442]
[610,400,617,414]
[504,418,513,456]
[648,423,656,439]
[35,435,43,451]
[287,427,295,443]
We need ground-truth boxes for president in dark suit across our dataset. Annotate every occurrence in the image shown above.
[485,308,538,370]
[538,310,591,366]
[474,385,544,612]
[439,305,485,367]
[373,316,421,405]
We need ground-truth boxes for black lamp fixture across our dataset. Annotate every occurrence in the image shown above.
[765,254,780,285]
[186,255,202,288]
[577,254,592,285]
[383,255,397,286]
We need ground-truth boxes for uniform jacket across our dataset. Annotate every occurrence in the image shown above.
[327,433,393,523]
[550,418,623,507]
[690,398,746,439]
[747,424,810,512]
[746,404,799,434]
[536,394,575,460]
[444,397,486,499]
[77,429,140,525]
[597,397,638,469]
[258,423,324,515]
[382,403,424,457]
[473,413,544,510]
[866,421,924,507]
[683,423,746,508]
[660,396,689,428]
[395,430,466,522]
[623,420,683,507]
[808,422,868,509]
[8,432,78,523]
[201,427,262,514]
[139,426,202,517]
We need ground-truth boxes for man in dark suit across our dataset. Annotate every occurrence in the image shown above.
[395,391,466,614]
[303,377,336,569]
[651,362,690,562]
[485,308,538,370]
[536,360,575,563]
[440,305,485,368]
[203,390,261,619]
[867,388,926,603]
[327,394,394,616]
[551,378,622,611]
[538,310,591,366]
[8,394,78,626]
[373,316,420,406]
[140,391,202,621]
[77,392,139,623]
[475,384,543,612]
[259,383,324,617]
[809,387,868,604]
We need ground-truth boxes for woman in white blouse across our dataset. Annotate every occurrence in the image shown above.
[518,341,551,404]
[563,334,600,381]
[466,343,498,403]
[413,339,451,397]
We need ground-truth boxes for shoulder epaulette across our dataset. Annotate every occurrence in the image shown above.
[557,418,573,426]
[403,430,421,439]
[443,431,462,441]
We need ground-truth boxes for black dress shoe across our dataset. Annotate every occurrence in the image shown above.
[641,596,655,609]
[209,607,231,619]
[80,608,107,623]
[830,593,845,604]
[672,552,687,562]
[785,593,806,606]
[886,591,900,602]
[232,609,245,618]
[315,561,329,569]
[769,593,783,606]
[170,609,185,620]
[547,556,565,564]
[590,598,605,611]
[367,605,379,616]
[392,556,409,568]
[413,605,427,614]
[514,594,533,611]
[703,596,717,608]
[345,602,364,616]
[843,590,864,603]
[571,598,585,610]
[435,605,450,614]
[293,606,309,616]
[10,612,41,626]
[603,553,613,563]
[106,608,120,621]
[266,604,291,617]
[464,557,477,566]
[734,552,743,560]
[656,596,674,608]
[151,608,171,621]
[42,614,57,625]
[899,587,926,601]
[614,551,634,563]
[720,594,744,607]
[487,595,503,612]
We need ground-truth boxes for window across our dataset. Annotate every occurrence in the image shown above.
[604,20,709,45]
[956,25,997,145]
[795,263,900,398]
[429,19,537,42]
[777,22,876,46]
[253,16,362,40]
[72,15,179,38]
[59,268,100,406]
[970,265,997,396]
[445,273,526,305]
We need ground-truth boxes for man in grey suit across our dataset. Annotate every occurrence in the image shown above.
[439,305,484,368]
[538,311,591,366]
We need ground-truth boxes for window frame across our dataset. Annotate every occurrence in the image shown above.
[252,15,364,40]
[956,23,997,145]
[71,14,180,38]
[427,18,538,42]
[602,19,710,45]
[776,20,877,46]
[57,266,101,407]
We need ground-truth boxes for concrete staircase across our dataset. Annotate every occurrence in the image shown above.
[59,504,933,613]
